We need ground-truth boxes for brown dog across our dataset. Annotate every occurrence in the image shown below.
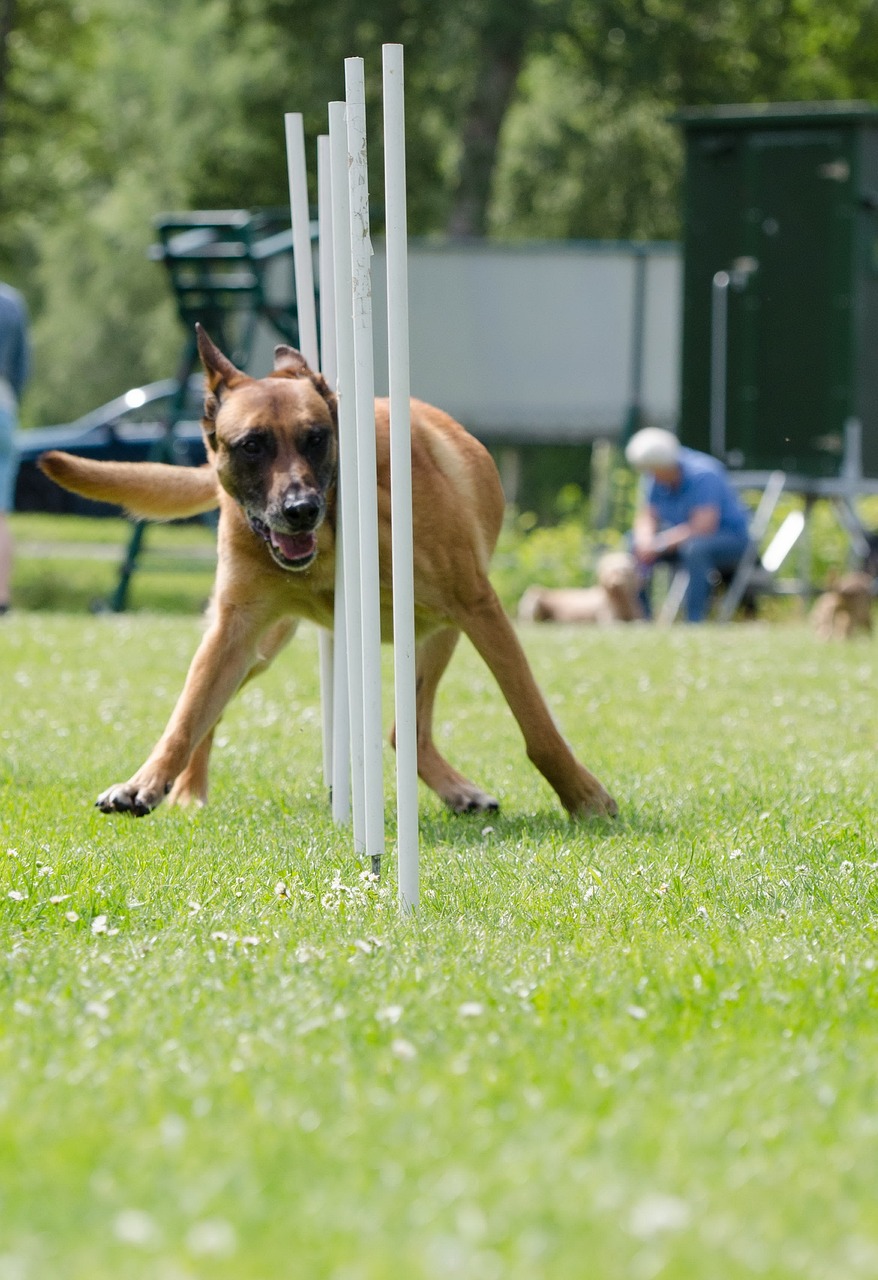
[810,570,874,640]
[39,326,616,821]
[518,551,642,624]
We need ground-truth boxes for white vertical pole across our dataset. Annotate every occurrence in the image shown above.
[284,112,334,793]
[329,100,367,855]
[284,113,320,368]
[382,44,419,912]
[318,132,351,826]
[345,57,385,876]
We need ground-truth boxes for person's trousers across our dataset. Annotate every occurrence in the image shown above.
[639,531,751,623]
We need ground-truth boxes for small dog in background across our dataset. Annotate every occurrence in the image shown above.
[810,570,874,640]
[518,551,643,624]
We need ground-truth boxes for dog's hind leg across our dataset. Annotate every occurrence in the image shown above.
[451,584,617,818]
[390,626,499,813]
[166,617,299,809]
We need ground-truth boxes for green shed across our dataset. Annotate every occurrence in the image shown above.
[674,102,878,479]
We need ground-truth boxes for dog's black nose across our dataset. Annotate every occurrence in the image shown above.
[281,492,321,530]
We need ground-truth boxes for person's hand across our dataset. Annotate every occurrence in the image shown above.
[632,535,660,565]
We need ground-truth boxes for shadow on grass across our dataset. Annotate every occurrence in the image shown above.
[408,802,682,851]
[401,793,711,855]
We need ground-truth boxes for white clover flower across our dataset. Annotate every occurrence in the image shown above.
[391,1038,417,1061]
[113,1209,158,1247]
[629,1193,690,1239]
[186,1219,237,1259]
[376,1005,403,1025]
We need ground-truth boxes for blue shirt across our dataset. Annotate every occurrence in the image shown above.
[0,284,29,402]
[644,447,749,537]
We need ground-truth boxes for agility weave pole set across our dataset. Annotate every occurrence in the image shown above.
[284,46,420,912]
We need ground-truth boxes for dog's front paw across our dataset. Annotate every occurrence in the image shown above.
[563,769,618,820]
[96,779,168,817]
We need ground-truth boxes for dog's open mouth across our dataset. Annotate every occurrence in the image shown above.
[248,516,318,571]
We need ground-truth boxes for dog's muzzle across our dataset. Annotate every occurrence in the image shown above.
[248,509,322,571]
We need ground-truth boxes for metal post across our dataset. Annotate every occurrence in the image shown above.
[710,270,730,459]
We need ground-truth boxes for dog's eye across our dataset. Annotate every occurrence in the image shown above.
[303,427,329,454]
[237,434,265,458]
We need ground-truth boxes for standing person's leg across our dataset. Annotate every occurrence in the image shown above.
[0,406,17,612]
[679,532,750,623]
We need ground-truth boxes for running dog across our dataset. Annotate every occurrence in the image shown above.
[39,326,616,820]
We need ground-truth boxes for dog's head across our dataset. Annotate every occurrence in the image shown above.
[836,570,874,600]
[197,324,338,572]
[596,551,638,595]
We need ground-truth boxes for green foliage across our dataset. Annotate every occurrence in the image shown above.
[10,514,217,613]
[0,615,876,1276]
[20,0,301,424]
[4,0,878,423]
[492,503,601,609]
[491,59,684,240]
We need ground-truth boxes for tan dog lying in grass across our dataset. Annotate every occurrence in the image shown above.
[518,551,643,624]
[810,570,874,640]
[39,326,616,821]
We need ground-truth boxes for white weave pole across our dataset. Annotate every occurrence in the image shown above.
[328,100,367,855]
[382,44,419,911]
[284,112,334,794]
[318,132,351,826]
[344,57,386,876]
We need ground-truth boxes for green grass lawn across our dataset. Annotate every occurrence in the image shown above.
[10,513,217,613]
[0,611,876,1278]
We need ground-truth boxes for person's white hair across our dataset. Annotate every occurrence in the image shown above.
[625,427,681,472]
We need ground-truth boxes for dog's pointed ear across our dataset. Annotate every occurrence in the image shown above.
[196,323,248,393]
[273,344,311,377]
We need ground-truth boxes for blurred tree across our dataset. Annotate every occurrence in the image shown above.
[24,0,295,424]
[2,0,878,423]
[0,0,96,279]
[490,0,878,241]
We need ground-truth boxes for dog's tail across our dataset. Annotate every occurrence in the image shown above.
[38,452,220,520]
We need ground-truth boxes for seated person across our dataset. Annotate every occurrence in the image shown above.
[625,427,750,623]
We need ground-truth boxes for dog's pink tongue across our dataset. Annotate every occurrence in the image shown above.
[271,529,316,561]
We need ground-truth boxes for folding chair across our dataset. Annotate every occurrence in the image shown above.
[657,471,804,623]
[717,473,804,620]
